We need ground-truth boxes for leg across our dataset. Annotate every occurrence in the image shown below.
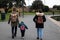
[39,28,43,40]
[21,30,25,37]
[22,30,25,37]
[37,28,39,39]
[11,26,14,39]
[14,26,17,37]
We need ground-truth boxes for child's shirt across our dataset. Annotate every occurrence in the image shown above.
[18,22,28,30]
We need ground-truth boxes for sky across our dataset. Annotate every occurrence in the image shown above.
[25,0,60,8]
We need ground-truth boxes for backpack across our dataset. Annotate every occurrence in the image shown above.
[37,16,43,23]
[10,13,17,22]
[20,25,25,30]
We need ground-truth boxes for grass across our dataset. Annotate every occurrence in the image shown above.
[24,12,35,15]
[0,12,35,22]
[44,12,60,15]
[0,11,60,22]
[51,16,60,21]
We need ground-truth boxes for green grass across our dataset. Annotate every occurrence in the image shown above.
[0,12,60,22]
[24,12,35,15]
[0,13,10,22]
[44,12,60,15]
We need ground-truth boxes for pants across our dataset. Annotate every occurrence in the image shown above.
[11,26,17,37]
[21,30,25,37]
[37,28,43,38]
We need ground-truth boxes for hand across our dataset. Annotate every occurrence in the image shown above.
[27,28,28,29]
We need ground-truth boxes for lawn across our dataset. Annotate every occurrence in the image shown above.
[0,12,35,22]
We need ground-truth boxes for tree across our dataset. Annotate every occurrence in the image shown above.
[0,0,8,8]
[15,0,26,7]
[9,2,13,8]
[43,6,49,12]
[53,5,60,10]
[31,0,43,11]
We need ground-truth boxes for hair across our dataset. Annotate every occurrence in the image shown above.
[35,9,43,13]
[38,9,42,13]
[12,7,16,11]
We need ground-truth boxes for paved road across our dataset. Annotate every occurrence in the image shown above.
[0,15,60,40]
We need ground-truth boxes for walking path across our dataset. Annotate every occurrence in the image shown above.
[0,15,60,40]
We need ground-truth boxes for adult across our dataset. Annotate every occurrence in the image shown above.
[8,6,19,39]
[33,9,46,40]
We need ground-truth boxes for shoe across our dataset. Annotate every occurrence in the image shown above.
[22,37,24,39]
[40,38,42,40]
[21,37,24,39]
[12,36,14,39]
[14,34,16,37]
[37,37,39,39]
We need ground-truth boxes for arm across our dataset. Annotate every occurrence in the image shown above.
[18,23,21,28]
[24,24,28,29]
[16,14,19,24]
[17,18,19,24]
[33,15,37,23]
[43,15,46,22]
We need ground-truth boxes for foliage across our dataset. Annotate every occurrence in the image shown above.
[53,5,60,10]
[30,0,49,12]
[42,6,49,12]
[31,0,43,11]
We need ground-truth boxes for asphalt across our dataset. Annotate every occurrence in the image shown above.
[0,15,60,40]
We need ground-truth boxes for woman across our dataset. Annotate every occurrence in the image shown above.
[33,9,46,40]
[8,7,19,39]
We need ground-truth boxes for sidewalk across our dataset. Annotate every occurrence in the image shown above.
[48,15,60,27]
[0,15,60,40]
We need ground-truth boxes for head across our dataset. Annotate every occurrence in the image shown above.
[21,21,24,24]
[36,9,44,16]
[12,7,16,12]
[38,9,42,13]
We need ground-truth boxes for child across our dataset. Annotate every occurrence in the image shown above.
[18,21,28,38]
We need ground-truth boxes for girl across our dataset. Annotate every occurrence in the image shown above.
[18,21,28,38]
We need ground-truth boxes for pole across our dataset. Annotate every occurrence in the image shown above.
[22,5,24,18]
[21,0,24,18]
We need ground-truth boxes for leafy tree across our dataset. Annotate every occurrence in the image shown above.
[0,0,8,8]
[31,0,43,11]
[43,6,49,12]
[15,0,26,7]
[53,5,60,10]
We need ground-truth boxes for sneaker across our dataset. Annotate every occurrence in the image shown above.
[14,34,16,37]
[37,37,39,39]
[40,38,42,40]
[21,37,24,39]
[12,36,14,39]
[22,37,24,39]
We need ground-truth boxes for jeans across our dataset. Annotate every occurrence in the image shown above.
[37,28,43,38]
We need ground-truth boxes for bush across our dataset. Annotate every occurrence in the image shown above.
[51,16,60,21]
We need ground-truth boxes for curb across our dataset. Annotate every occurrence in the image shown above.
[48,16,60,27]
